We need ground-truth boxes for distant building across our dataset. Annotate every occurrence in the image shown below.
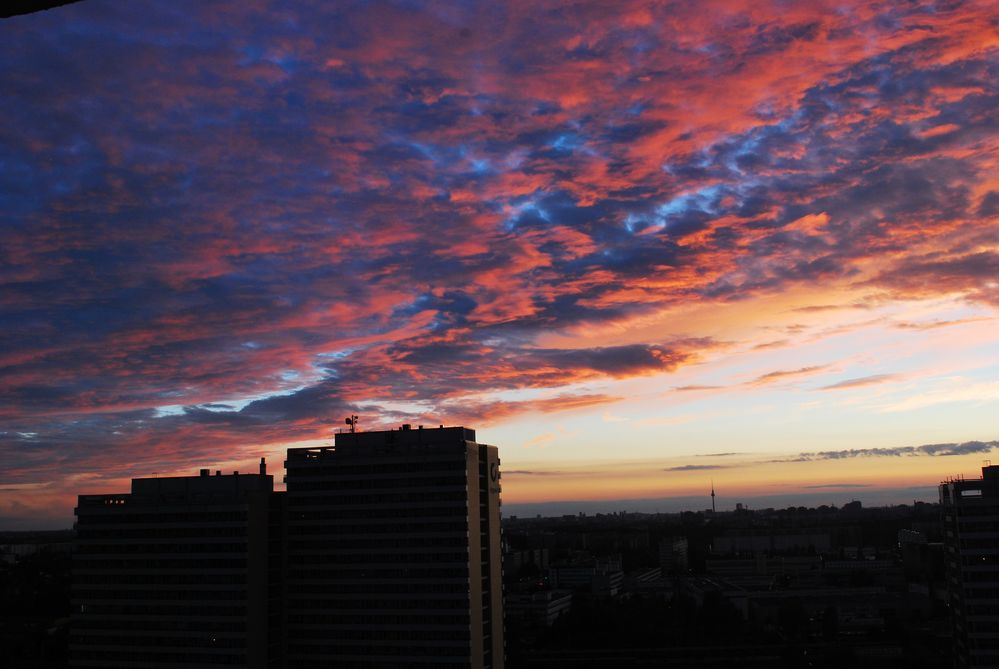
[548,565,599,590]
[713,530,830,556]
[940,465,999,669]
[504,547,549,576]
[548,556,624,597]
[505,590,572,627]
[659,537,689,573]
[899,529,945,588]
[283,425,504,668]
[71,462,279,669]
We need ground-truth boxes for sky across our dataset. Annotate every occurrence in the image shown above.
[2,0,999,528]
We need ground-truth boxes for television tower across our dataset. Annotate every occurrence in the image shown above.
[711,480,716,513]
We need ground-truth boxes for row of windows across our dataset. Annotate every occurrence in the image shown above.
[962,571,999,583]
[288,507,466,522]
[286,460,467,477]
[74,558,246,570]
[283,581,469,594]
[957,520,999,531]
[74,589,246,602]
[284,551,467,564]
[287,641,469,655]
[76,603,247,616]
[289,661,469,669]
[75,511,248,524]
[78,527,248,540]
[70,648,245,665]
[961,539,999,549]
[963,555,999,566]
[288,505,465,523]
[70,634,244,649]
[280,566,468,580]
[72,618,245,633]
[77,542,247,555]
[289,476,468,492]
[288,491,467,506]
[287,613,470,625]
[951,507,999,517]
[286,597,468,610]
[289,441,466,456]
[291,518,469,532]
[73,573,247,586]
[964,588,999,599]
[287,522,468,539]
[287,537,468,553]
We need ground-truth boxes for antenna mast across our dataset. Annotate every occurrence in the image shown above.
[345,415,358,434]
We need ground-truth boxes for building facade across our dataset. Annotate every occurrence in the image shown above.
[71,461,278,668]
[940,464,999,669]
[283,425,504,669]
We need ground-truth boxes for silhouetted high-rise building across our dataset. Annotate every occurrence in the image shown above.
[71,461,280,668]
[284,425,504,668]
[940,464,999,669]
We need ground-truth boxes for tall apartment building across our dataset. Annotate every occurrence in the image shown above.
[940,464,999,668]
[284,425,504,669]
[71,461,280,668]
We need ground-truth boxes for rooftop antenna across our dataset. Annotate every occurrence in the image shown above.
[711,480,716,513]
[345,415,358,434]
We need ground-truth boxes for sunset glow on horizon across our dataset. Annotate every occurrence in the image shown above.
[2,0,999,527]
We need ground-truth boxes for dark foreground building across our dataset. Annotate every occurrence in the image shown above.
[71,425,503,668]
[284,425,504,669]
[940,464,999,669]
[71,461,279,668]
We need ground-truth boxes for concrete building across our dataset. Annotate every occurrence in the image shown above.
[940,465,999,669]
[659,536,688,573]
[547,558,624,597]
[713,530,831,556]
[505,590,572,627]
[71,462,279,668]
[283,425,504,669]
[504,547,549,576]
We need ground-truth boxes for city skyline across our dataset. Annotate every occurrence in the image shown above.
[3,0,999,529]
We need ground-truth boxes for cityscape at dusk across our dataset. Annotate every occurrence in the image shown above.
[3,0,999,530]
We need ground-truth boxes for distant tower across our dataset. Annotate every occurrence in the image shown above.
[711,480,716,513]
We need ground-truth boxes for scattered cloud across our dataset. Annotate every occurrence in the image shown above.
[878,380,999,413]
[894,317,993,331]
[751,339,790,351]
[522,433,554,449]
[792,304,870,314]
[664,464,729,471]
[674,385,726,392]
[749,365,831,386]
[819,374,900,390]
[782,440,999,462]
[803,483,871,489]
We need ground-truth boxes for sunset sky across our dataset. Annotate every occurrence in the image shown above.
[2,0,999,528]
